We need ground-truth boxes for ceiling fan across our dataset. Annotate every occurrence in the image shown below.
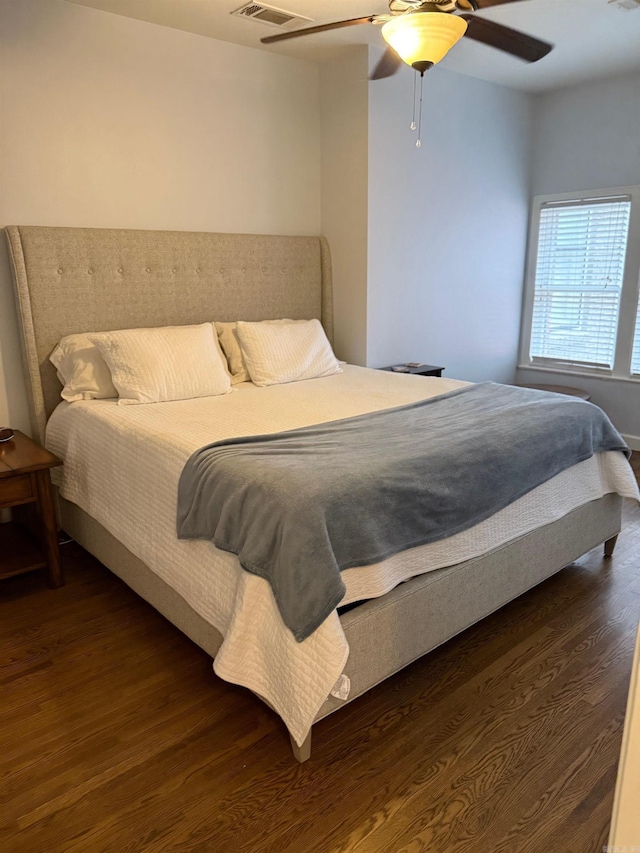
[260,0,553,80]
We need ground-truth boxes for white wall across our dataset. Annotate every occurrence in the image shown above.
[320,49,369,366]
[0,0,321,432]
[517,70,640,440]
[530,71,640,197]
[366,55,534,383]
[9,0,628,438]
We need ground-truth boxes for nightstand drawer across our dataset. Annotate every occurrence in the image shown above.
[0,431,62,587]
[0,473,34,506]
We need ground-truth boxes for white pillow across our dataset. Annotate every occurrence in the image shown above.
[89,324,231,404]
[50,333,118,402]
[236,319,341,387]
[215,321,251,385]
[215,319,299,385]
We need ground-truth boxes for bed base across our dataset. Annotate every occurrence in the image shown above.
[58,492,623,762]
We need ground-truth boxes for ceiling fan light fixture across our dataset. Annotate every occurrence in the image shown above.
[381,12,468,70]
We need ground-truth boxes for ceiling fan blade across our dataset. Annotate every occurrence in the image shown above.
[261,16,375,45]
[370,47,403,80]
[459,14,553,62]
[473,0,533,7]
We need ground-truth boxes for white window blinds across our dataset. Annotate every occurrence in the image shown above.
[529,197,631,369]
[632,307,640,375]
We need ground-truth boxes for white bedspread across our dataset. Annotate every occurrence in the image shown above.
[46,366,640,746]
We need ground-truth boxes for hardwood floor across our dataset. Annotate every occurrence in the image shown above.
[1,459,639,852]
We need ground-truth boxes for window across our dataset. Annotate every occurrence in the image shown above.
[521,188,640,380]
[633,309,640,376]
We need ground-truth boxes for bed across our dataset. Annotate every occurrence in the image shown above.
[6,224,638,762]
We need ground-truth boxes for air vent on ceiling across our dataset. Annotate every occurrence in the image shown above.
[231,3,313,29]
[610,0,640,10]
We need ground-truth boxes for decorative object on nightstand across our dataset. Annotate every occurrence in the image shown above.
[0,430,63,587]
[380,363,444,378]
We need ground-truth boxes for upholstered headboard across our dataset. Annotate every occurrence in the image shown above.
[5,226,333,443]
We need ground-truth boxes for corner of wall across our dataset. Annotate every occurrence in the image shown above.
[319,48,370,366]
[365,66,535,379]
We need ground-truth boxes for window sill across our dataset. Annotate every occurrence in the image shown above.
[517,364,640,385]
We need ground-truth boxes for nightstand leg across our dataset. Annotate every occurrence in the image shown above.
[35,469,63,587]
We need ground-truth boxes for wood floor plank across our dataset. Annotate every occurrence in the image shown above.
[490,713,625,853]
[354,636,634,853]
[266,602,638,853]
[1,456,639,852]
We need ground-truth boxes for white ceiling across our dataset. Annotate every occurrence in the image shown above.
[64,0,640,93]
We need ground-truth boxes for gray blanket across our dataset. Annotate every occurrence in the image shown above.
[177,382,628,642]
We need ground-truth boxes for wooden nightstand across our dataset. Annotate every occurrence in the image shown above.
[0,431,63,587]
[380,364,445,378]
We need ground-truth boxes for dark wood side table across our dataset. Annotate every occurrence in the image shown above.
[380,364,445,378]
[0,430,63,587]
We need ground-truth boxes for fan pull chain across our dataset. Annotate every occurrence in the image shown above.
[416,72,424,148]
[410,73,417,132]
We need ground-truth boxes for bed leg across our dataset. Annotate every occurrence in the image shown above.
[604,535,619,558]
[290,731,312,763]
